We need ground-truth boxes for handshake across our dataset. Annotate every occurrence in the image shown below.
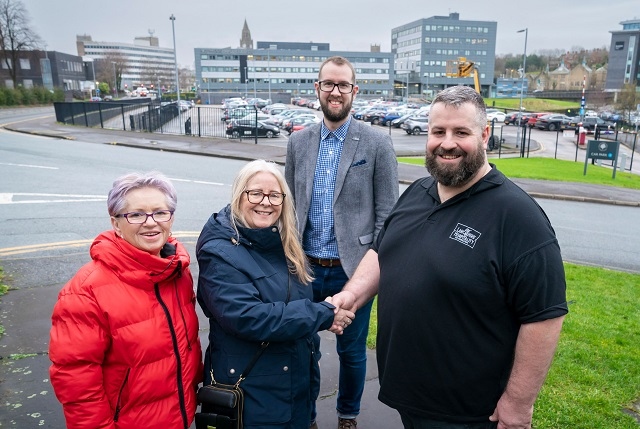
[324,291,357,335]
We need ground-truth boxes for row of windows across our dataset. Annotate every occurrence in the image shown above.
[85,50,174,62]
[397,38,422,49]
[200,53,389,64]
[425,25,490,33]
[202,77,391,86]
[424,49,489,57]
[394,26,421,38]
[425,37,490,45]
[84,44,173,56]
[201,66,389,74]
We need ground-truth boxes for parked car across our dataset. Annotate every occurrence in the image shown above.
[90,96,102,102]
[177,100,191,112]
[569,116,616,132]
[391,112,415,128]
[222,106,254,122]
[504,112,530,125]
[282,116,320,134]
[226,120,280,139]
[290,120,317,133]
[525,112,552,128]
[534,114,573,131]
[486,110,506,123]
[281,114,319,130]
[401,116,429,135]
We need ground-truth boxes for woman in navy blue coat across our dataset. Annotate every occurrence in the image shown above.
[196,160,354,428]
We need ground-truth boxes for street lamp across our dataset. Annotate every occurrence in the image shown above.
[169,14,181,106]
[169,14,182,134]
[112,62,118,98]
[244,66,248,97]
[515,28,528,152]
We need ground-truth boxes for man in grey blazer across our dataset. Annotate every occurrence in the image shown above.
[285,56,398,429]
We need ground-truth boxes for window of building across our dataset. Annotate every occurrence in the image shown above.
[2,59,12,69]
[20,58,30,70]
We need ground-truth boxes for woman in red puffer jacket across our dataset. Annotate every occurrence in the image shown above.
[49,171,202,429]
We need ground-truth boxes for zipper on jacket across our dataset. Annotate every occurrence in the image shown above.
[173,279,192,351]
[113,368,130,422]
[155,283,189,429]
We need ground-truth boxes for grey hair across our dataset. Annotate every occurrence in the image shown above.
[432,86,487,130]
[107,171,177,216]
[318,56,356,84]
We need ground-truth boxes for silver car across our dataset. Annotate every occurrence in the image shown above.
[401,115,429,135]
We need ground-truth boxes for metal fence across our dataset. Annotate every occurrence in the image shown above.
[54,100,241,139]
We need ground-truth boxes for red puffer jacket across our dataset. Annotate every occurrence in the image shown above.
[50,230,203,429]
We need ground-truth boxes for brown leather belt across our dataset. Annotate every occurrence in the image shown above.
[307,256,341,267]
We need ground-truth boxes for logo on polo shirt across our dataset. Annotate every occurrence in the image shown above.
[449,223,481,248]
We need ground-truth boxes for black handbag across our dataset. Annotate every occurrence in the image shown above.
[195,342,269,429]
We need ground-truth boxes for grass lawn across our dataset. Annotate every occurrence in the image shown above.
[398,156,640,190]
[366,263,640,428]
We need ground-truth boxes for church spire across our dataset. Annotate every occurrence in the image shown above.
[240,19,253,49]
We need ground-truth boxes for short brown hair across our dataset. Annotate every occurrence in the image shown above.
[318,56,356,83]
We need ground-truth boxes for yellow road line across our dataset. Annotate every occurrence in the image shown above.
[0,232,201,257]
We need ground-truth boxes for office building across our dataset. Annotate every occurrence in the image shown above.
[605,18,640,92]
[76,33,176,91]
[391,12,497,98]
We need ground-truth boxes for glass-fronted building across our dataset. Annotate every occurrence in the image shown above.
[605,18,640,92]
[391,12,497,98]
[194,42,393,103]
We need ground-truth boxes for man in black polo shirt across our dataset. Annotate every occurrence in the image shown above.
[329,85,568,429]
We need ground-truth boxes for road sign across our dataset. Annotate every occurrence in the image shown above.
[584,140,620,179]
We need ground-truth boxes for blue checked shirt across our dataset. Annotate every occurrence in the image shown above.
[303,119,351,259]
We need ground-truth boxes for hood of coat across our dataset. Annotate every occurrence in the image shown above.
[90,230,190,289]
[196,205,283,254]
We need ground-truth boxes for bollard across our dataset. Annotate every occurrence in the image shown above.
[619,153,627,171]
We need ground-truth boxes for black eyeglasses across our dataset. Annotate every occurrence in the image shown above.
[318,81,354,94]
[114,210,174,224]
[244,190,285,206]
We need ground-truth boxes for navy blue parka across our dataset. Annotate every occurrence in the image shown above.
[196,205,335,428]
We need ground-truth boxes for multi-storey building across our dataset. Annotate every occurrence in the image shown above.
[76,34,176,91]
[0,50,86,92]
[605,18,640,92]
[195,41,393,103]
[391,12,497,98]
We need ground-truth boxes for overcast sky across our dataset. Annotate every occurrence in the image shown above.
[26,0,638,68]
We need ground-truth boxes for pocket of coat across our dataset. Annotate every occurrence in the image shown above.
[359,233,374,245]
[238,352,292,425]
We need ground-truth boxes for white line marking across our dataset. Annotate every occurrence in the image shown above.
[0,162,58,169]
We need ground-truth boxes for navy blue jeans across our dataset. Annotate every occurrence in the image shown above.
[309,264,373,421]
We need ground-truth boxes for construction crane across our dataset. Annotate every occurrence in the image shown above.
[445,57,480,93]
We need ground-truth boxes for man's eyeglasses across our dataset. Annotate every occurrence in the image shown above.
[114,210,174,224]
[318,81,354,94]
[244,190,285,206]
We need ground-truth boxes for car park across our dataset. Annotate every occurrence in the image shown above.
[226,120,280,139]
[401,115,429,135]
[534,114,573,131]
[281,114,319,131]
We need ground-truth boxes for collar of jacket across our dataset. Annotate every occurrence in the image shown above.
[90,230,189,289]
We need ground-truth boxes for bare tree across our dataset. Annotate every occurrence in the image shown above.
[0,0,42,86]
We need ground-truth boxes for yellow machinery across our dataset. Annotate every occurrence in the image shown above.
[445,57,480,93]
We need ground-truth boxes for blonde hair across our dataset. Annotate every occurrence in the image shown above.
[230,160,312,284]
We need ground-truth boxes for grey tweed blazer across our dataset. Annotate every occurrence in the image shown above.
[285,119,399,277]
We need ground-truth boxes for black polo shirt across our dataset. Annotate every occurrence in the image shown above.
[374,166,568,423]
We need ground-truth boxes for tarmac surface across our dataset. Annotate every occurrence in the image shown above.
[1,115,639,429]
